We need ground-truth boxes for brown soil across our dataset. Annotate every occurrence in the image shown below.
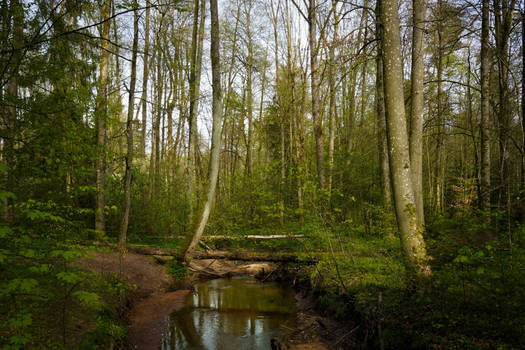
[82,251,190,350]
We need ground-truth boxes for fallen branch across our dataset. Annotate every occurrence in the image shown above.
[145,234,306,240]
[202,234,306,240]
[92,242,317,264]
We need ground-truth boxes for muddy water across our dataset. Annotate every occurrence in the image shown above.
[159,276,296,350]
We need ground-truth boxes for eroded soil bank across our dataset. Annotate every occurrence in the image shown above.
[83,250,352,350]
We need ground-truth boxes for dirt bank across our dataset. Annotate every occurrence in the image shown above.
[83,250,351,350]
[82,251,190,350]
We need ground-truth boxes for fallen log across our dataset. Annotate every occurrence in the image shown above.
[202,234,306,240]
[92,242,317,264]
[191,250,317,264]
[145,234,306,240]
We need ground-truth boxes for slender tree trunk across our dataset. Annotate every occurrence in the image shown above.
[522,10,525,191]
[409,0,426,227]
[95,0,111,237]
[493,0,516,212]
[119,2,139,250]
[269,0,285,225]
[245,3,254,177]
[375,0,392,210]
[3,0,22,221]
[380,0,430,275]
[187,0,206,227]
[480,0,491,211]
[309,0,326,189]
[327,0,339,197]
[434,25,444,216]
[183,0,223,259]
[140,1,151,157]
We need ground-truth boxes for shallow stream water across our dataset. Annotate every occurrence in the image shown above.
[159,276,296,350]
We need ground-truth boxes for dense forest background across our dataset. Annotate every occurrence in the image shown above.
[1,0,524,348]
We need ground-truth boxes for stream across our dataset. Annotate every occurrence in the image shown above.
[159,276,296,350]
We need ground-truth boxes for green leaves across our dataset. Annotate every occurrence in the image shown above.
[56,271,84,284]
[0,278,39,296]
[73,291,101,309]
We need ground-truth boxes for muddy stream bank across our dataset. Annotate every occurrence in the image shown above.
[84,251,351,350]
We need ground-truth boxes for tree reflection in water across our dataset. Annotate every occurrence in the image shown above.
[160,276,295,350]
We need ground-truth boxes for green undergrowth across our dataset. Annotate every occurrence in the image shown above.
[275,216,524,349]
[0,196,132,349]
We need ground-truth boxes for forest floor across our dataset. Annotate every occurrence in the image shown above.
[81,249,348,350]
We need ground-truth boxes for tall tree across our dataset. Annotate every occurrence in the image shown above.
[95,0,112,237]
[187,0,206,227]
[493,0,517,211]
[3,0,23,221]
[380,0,430,275]
[119,1,139,250]
[409,0,426,227]
[308,0,326,189]
[480,0,491,211]
[183,0,224,259]
[140,0,151,157]
[375,0,392,210]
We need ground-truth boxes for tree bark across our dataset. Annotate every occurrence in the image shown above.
[380,0,430,275]
[409,0,426,227]
[480,0,491,211]
[95,0,111,237]
[327,0,340,197]
[182,0,224,259]
[119,1,139,250]
[140,1,151,158]
[309,0,326,189]
[187,0,206,227]
[375,0,392,210]
[3,0,22,221]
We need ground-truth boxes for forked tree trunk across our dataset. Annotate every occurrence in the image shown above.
[380,0,430,276]
[182,0,223,259]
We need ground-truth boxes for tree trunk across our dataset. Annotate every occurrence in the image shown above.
[375,0,392,210]
[380,0,430,275]
[244,0,254,177]
[119,2,139,250]
[327,0,340,197]
[95,0,111,237]
[409,0,426,228]
[309,0,326,189]
[3,0,22,221]
[187,0,206,227]
[480,0,491,211]
[140,1,151,158]
[182,0,224,259]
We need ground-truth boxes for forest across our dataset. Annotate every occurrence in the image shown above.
[0,0,524,349]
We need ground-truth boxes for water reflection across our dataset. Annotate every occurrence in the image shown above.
[160,276,296,350]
